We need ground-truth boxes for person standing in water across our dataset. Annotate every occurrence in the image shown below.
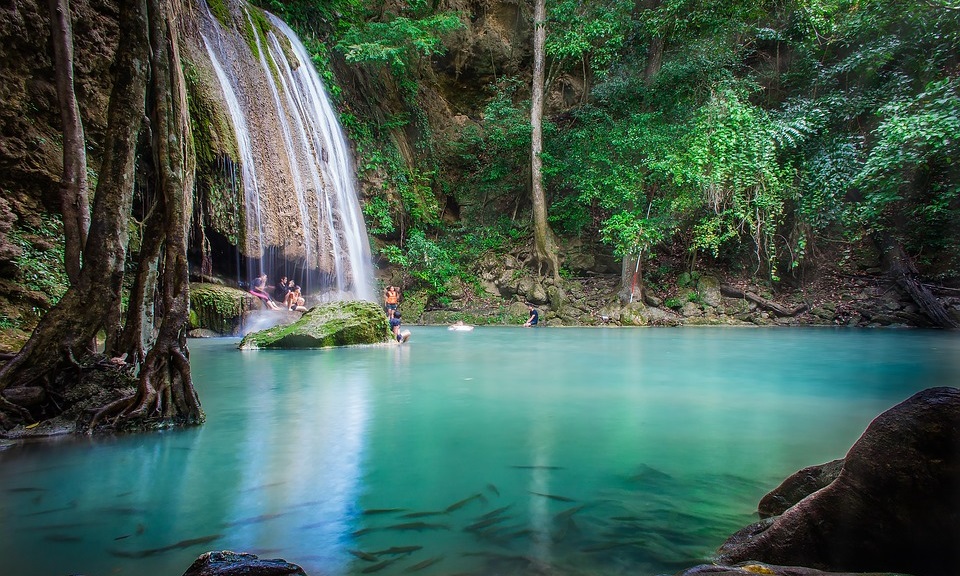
[384,285,400,318]
[390,312,403,342]
[523,304,539,327]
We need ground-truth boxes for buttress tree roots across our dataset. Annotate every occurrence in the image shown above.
[0,0,203,434]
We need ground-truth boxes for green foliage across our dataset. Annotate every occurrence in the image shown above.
[446,80,533,224]
[547,0,633,78]
[337,13,463,76]
[402,230,459,295]
[600,209,669,258]
[10,215,70,306]
[663,297,682,310]
[363,197,395,235]
[852,78,960,228]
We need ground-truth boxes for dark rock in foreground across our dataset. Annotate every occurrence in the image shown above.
[238,300,390,349]
[717,387,960,576]
[676,561,895,575]
[182,551,307,575]
[757,458,844,519]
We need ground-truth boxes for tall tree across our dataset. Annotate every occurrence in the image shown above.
[530,0,561,282]
[47,0,90,284]
[0,0,202,430]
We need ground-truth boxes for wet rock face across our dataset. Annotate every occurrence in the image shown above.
[0,0,118,207]
[182,551,307,576]
[675,561,883,575]
[718,387,960,576]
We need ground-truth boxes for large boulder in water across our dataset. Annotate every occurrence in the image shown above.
[189,283,257,336]
[757,458,844,519]
[238,300,390,349]
[675,561,897,575]
[717,387,960,576]
[182,551,307,575]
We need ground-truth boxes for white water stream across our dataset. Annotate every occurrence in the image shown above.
[199,2,375,301]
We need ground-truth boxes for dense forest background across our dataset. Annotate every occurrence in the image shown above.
[267,0,960,320]
[2,0,959,349]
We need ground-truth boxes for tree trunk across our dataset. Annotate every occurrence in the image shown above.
[530,0,561,282]
[0,0,150,402]
[118,205,165,365]
[720,284,808,317]
[48,0,90,284]
[93,0,203,428]
[619,253,645,305]
[876,233,959,329]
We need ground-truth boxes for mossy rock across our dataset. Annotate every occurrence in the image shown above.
[189,283,252,336]
[238,301,390,350]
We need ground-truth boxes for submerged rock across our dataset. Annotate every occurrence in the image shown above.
[238,301,390,349]
[182,551,307,575]
[717,387,960,576]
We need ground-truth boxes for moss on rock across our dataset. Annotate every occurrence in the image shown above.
[238,300,390,349]
[190,283,252,335]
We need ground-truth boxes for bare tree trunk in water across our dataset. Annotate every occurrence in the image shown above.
[93,0,202,427]
[876,233,959,329]
[531,0,561,282]
[48,0,89,283]
[0,0,149,405]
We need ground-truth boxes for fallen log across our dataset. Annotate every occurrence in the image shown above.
[720,285,808,317]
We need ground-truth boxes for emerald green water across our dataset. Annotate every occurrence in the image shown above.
[1,327,957,576]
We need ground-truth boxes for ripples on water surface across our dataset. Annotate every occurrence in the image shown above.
[1,327,958,576]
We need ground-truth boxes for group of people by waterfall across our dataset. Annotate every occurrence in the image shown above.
[249,274,306,312]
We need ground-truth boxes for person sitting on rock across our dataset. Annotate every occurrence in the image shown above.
[285,285,307,312]
[390,311,403,342]
[250,273,280,310]
[272,276,290,303]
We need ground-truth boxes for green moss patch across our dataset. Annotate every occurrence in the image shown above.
[239,301,390,349]
[189,283,251,335]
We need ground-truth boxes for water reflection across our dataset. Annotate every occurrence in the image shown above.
[0,327,957,575]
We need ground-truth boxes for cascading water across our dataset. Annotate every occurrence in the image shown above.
[198,2,375,302]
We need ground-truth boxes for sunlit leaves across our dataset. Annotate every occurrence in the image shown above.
[337,13,463,75]
[546,0,633,75]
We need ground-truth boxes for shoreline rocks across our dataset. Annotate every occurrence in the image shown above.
[716,387,960,576]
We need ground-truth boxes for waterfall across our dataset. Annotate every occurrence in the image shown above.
[201,33,266,264]
[198,2,375,302]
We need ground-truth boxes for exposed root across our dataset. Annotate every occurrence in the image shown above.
[87,393,136,431]
[0,395,32,422]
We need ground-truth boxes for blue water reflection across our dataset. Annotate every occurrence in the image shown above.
[1,327,957,576]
